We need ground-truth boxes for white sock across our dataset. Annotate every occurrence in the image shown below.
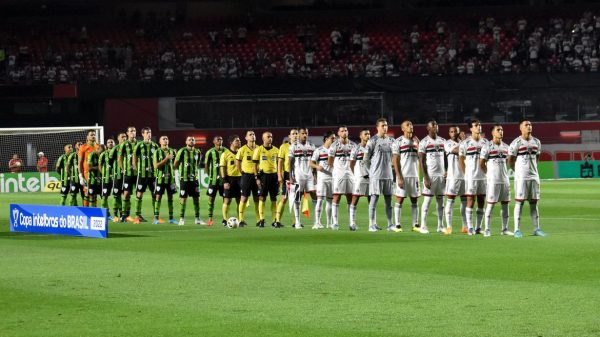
[349,204,357,225]
[514,201,523,231]
[411,203,418,226]
[384,195,393,227]
[445,198,455,228]
[530,203,540,230]
[484,203,494,231]
[460,197,467,228]
[476,208,484,229]
[436,196,444,229]
[421,196,432,228]
[294,200,301,225]
[325,199,332,227]
[501,203,509,231]
[368,195,378,226]
[466,207,473,229]
[332,202,339,225]
[314,198,324,225]
[394,202,402,227]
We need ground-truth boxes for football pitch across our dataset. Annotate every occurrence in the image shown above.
[1,179,599,337]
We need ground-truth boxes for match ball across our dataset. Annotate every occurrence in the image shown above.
[15,162,21,166]
[227,217,239,229]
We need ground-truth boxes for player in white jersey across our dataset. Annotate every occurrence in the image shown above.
[349,128,371,230]
[480,124,513,237]
[508,119,545,238]
[418,120,446,234]
[392,120,420,233]
[328,126,356,230]
[365,118,395,232]
[288,127,317,228]
[443,125,468,235]
[310,131,335,229]
[459,119,487,235]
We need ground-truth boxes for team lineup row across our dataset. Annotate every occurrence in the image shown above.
[54,117,545,238]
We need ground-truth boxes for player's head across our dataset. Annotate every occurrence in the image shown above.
[448,125,460,141]
[12,154,19,159]
[64,144,73,154]
[426,119,438,136]
[323,131,336,146]
[459,131,466,140]
[519,119,532,136]
[106,138,115,149]
[262,132,273,147]
[337,125,348,140]
[213,136,223,148]
[159,135,169,147]
[117,132,127,144]
[126,126,136,141]
[491,124,503,141]
[229,135,241,150]
[185,136,196,148]
[86,129,96,143]
[376,118,388,135]
[75,141,83,150]
[298,127,308,142]
[359,128,371,143]
[245,130,256,143]
[141,127,152,141]
[401,120,413,136]
[289,127,299,143]
[468,119,481,136]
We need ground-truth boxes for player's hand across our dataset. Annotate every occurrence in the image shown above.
[317,165,323,172]
[224,183,230,190]
[412,135,420,144]
[424,175,431,189]
[396,175,404,189]
[256,179,262,189]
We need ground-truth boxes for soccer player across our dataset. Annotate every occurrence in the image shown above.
[253,132,279,228]
[310,131,335,230]
[78,129,100,207]
[67,142,84,206]
[86,145,104,207]
[56,144,73,206]
[508,119,545,238]
[328,126,356,230]
[152,135,178,224]
[118,126,138,222]
[275,128,299,227]
[365,118,395,232]
[418,120,446,234]
[98,138,115,215]
[288,127,317,229]
[236,131,260,227]
[204,136,225,226]
[480,124,512,237]
[459,119,487,235]
[132,127,160,223]
[111,133,127,221]
[221,135,242,226]
[174,136,203,225]
[392,120,420,232]
[349,128,371,230]
[443,125,467,235]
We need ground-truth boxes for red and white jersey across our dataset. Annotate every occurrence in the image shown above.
[459,136,487,180]
[509,136,541,181]
[418,135,446,177]
[350,144,369,179]
[311,146,332,181]
[289,141,316,180]
[392,136,419,178]
[444,138,463,180]
[481,141,510,184]
[328,139,356,179]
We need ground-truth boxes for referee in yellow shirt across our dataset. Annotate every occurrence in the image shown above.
[220,135,242,226]
[236,130,260,227]
[253,131,279,228]
[275,128,298,226]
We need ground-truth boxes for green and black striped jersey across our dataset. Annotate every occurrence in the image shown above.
[98,150,113,184]
[204,147,225,185]
[55,153,70,185]
[118,139,137,177]
[67,152,80,183]
[87,152,101,185]
[110,144,122,180]
[153,147,177,185]
[134,140,160,178]
[175,147,202,182]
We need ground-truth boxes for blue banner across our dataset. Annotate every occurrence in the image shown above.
[9,204,108,238]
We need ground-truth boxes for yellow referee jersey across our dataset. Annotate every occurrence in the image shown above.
[220,148,241,177]
[253,145,279,174]
[278,142,291,173]
[236,144,257,174]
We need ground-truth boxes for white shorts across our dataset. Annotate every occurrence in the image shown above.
[465,179,486,196]
[333,176,353,195]
[352,177,369,196]
[486,182,510,203]
[316,178,333,199]
[422,176,445,196]
[514,179,540,201]
[395,177,420,198]
[296,177,315,193]
[445,178,465,197]
[370,179,394,196]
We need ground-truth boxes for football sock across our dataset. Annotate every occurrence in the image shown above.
[293,200,301,225]
[180,200,187,218]
[222,202,229,220]
[238,200,246,221]
[193,198,199,218]
[411,203,418,226]
[530,203,540,230]
[514,201,523,231]
[151,197,156,215]
[208,200,214,218]
[421,196,432,228]
[445,198,455,228]
[394,202,402,227]
[91,198,97,207]
[154,198,161,217]
[167,198,174,219]
[113,196,121,217]
[349,204,357,225]
[384,195,393,227]
[253,199,259,220]
[332,202,339,225]
[476,208,484,229]
[135,197,143,216]
[275,199,286,222]
[466,207,473,229]
[258,199,265,220]
[70,195,77,206]
[325,199,332,227]
[315,198,324,225]
[270,200,277,222]
[501,202,509,230]
[124,198,131,216]
[436,196,444,229]
[102,197,109,210]
[484,203,494,231]
[60,195,67,206]
[460,197,467,228]
[368,195,378,226]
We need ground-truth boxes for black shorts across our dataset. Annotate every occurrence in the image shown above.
[70,181,82,194]
[240,173,259,198]
[154,182,177,197]
[112,178,123,196]
[258,173,279,199]
[281,172,290,197]
[206,182,224,198]
[123,175,136,193]
[136,176,155,193]
[101,180,113,197]
[179,181,200,198]
[223,177,241,199]
[60,182,70,196]
[87,183,101,196]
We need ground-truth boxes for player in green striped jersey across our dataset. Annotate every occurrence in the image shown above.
[132,127,160,223]
[98,138,115,216]
[204,135,225,226]
[152,135,178,224]
[111,133,126,221]
[66,142,84,206]
[55,144,73,206]
[86,145,104,207]
[174,136,203,226]
[118,127,137,223]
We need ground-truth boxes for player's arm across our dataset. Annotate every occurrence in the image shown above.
[203,150,211,175]
[480,145,489,174]
[118,145,124,171]
[219,152,230,190]
[480,157,488,174]
[508,142,517,171]
[277,147,285,184]
[419,152,430,188]
[288,147,296,183]
[77,148,85,176]
[459,155,466,175]
[235,148,243,175]
[173,149,182,170]
[392,153,404,188]
[87,154,98,172]
[98,154,103,174]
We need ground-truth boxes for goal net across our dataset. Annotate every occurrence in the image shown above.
[0,125,104,173]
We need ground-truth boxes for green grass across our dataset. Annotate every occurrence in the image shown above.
[1,179,599,337]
